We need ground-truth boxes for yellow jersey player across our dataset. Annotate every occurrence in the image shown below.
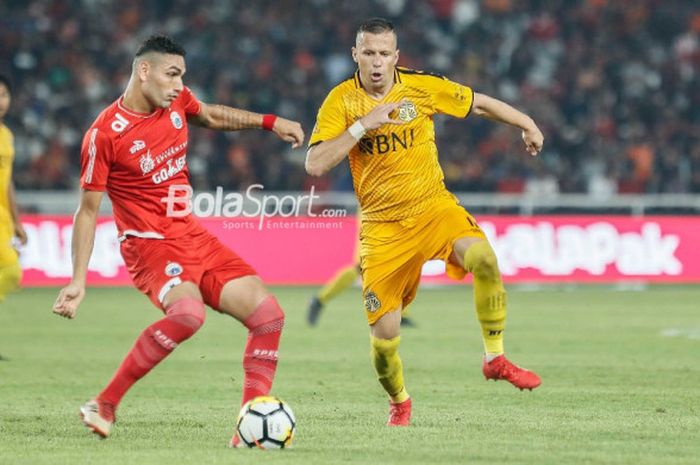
[0,74,27,302]
[306,18,544,426]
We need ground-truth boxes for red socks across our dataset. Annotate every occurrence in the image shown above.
[241,295,285,405]
[95,294,284,414]
[98,297,206,410]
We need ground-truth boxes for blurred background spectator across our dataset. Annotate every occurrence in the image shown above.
[1,0,699,194]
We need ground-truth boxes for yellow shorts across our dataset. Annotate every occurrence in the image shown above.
[359,197,485,325]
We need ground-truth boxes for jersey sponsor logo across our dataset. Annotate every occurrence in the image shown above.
[130,140,146,154]
[154,141,187,165]
[164,261,183,277]
[111,112,130,133]
[152,154,186,184]
[170,110,183,129]
[398,101,418,122]
[140,151,155,175]
[358,128,415,155]
[364,290,381,313]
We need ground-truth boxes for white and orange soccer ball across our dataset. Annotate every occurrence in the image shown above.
[236,396,296,449]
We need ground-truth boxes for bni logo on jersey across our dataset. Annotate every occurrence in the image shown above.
[170,111,183,129]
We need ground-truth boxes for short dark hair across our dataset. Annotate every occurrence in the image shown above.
[357,17,395,36]
[0,74,12,94]
[135,34,186,58]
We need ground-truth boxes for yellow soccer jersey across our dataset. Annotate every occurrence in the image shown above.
[0,124,14,235]
[309,67,474,222]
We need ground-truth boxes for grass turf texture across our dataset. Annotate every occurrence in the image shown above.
[1,285,699,465]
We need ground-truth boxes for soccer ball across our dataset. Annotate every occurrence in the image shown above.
[236,396,296,449]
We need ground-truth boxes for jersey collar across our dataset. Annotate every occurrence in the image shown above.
[117,96,159,119]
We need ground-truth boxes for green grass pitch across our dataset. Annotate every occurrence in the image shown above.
[1,285,699,464]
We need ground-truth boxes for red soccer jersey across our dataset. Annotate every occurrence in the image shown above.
[80,86,201,240]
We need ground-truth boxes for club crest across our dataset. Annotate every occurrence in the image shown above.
[165,262,183,277]
[364,291,381,313]
[398,101,418,122]
[170,110,183,129]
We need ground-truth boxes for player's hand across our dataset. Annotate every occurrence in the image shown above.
[14,224,28,246]
[360,101,406,130]
[522,125,544,156]
[53,283,86,319]
[272,117,305,149]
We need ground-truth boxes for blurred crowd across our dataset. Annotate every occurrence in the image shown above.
[1,0,699,194]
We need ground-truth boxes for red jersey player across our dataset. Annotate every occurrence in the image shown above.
[51,35,304,446]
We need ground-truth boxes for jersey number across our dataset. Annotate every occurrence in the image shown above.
[111,113,129,133]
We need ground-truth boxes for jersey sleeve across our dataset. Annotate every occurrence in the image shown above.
[309,87,347,148]
[180,86,201,116]
[80,128,113,191]
[427,76,474,118]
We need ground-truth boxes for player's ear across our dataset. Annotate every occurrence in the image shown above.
[395,49,400,65]
[351,47,358,64]
[135,58,150,82]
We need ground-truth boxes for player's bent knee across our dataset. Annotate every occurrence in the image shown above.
[244,295,285,333]
[370,334,401,356]
[472,253,498,281]
[165,296,206,335]
[465,241,500,281]
[218,275,273,318]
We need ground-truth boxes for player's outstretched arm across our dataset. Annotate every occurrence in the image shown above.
[52,189,103,319]
[305,101,404,177]
[189,102,304,148]
[472,93,544,156]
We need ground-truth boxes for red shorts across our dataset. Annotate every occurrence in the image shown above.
[120,225,256,310]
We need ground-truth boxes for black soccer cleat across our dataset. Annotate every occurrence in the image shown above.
[307,296,324,326]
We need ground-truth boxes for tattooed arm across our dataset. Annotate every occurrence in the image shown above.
[189,103,305,148]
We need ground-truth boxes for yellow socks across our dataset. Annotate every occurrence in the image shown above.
[317,264,360,305]
[370,335,409,403]
[463,241,506,355]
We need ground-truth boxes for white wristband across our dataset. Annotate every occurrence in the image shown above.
[348,120,367,140]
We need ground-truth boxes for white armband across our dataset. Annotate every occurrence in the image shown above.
[347,120,366,140]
